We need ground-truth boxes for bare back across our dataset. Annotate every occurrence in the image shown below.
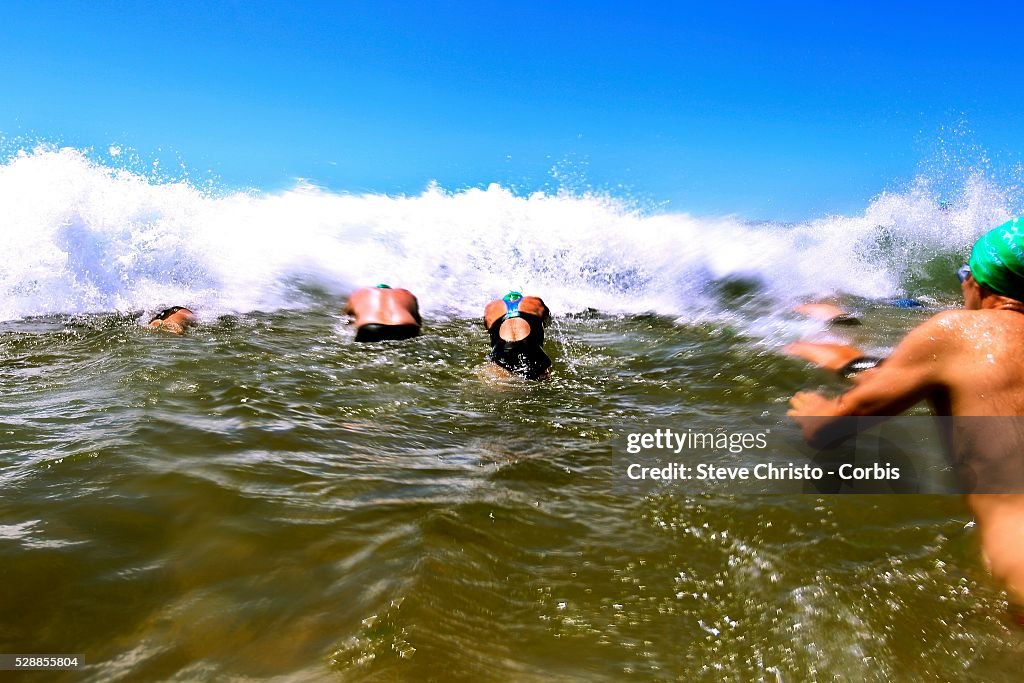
[483,296,550,340]
[346,288,421,327]
[937,310,1024,416]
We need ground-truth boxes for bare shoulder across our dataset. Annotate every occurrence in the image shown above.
[484,300,506,328]
[906,309,1019,347]
[349,287,373,303]
[519,296,550,320]
[391,288,419,304]
[926,308,975,329]
[897,310,965,346]
[879,310,992,378]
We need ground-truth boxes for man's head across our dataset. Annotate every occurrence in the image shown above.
[148,306,197,334]
[968,217,1024,302]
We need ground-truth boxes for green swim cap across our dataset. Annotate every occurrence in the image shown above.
[969,217,1024,300]
[376,283,391,289]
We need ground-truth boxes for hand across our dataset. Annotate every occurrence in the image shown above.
[787,391,836,418]
[788,391,848,447]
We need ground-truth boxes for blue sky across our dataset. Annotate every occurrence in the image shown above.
[3,1,1022,220]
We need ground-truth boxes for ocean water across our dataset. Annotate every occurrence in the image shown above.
[2,146,1024,681]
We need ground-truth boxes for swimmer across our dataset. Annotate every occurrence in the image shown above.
[147,306,197,335]
[887,298,924,309]
[788,217,1024,619]
[483,292,552,380]
[345,285,422,342]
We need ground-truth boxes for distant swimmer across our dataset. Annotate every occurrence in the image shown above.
[345,284,421,342]
[788,217,1024,622]
[483,292,552,380]
[886,298,924,309]
[147,306,197,335]
[795,300,925,326]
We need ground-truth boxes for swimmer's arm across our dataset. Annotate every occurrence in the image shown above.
[783,342,868,374]
[789,319,946,447]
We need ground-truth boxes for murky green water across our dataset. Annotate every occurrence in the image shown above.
[2,306,1023,681]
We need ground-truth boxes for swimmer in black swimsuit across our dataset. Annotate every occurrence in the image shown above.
[483,292,552,380]
[345,284,422,342]
[355,323,420,342]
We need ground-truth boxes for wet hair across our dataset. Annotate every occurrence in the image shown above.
[149,306,190,324]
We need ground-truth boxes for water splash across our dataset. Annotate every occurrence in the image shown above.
[0,145,1016,323]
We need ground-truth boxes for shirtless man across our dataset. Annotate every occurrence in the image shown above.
[147,306,197,335]
[483,292,552,380]
[345,285,421,342]
[788,217,1024,615]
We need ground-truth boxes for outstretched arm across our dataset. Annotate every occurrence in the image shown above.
[783,342,867,374]
[788,315,950,446]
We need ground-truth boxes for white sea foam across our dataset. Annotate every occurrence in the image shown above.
[0,146,1013,323]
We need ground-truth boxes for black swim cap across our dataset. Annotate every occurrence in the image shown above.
[149,306,187,323]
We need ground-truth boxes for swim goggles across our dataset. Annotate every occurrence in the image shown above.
[956,264,971,283]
